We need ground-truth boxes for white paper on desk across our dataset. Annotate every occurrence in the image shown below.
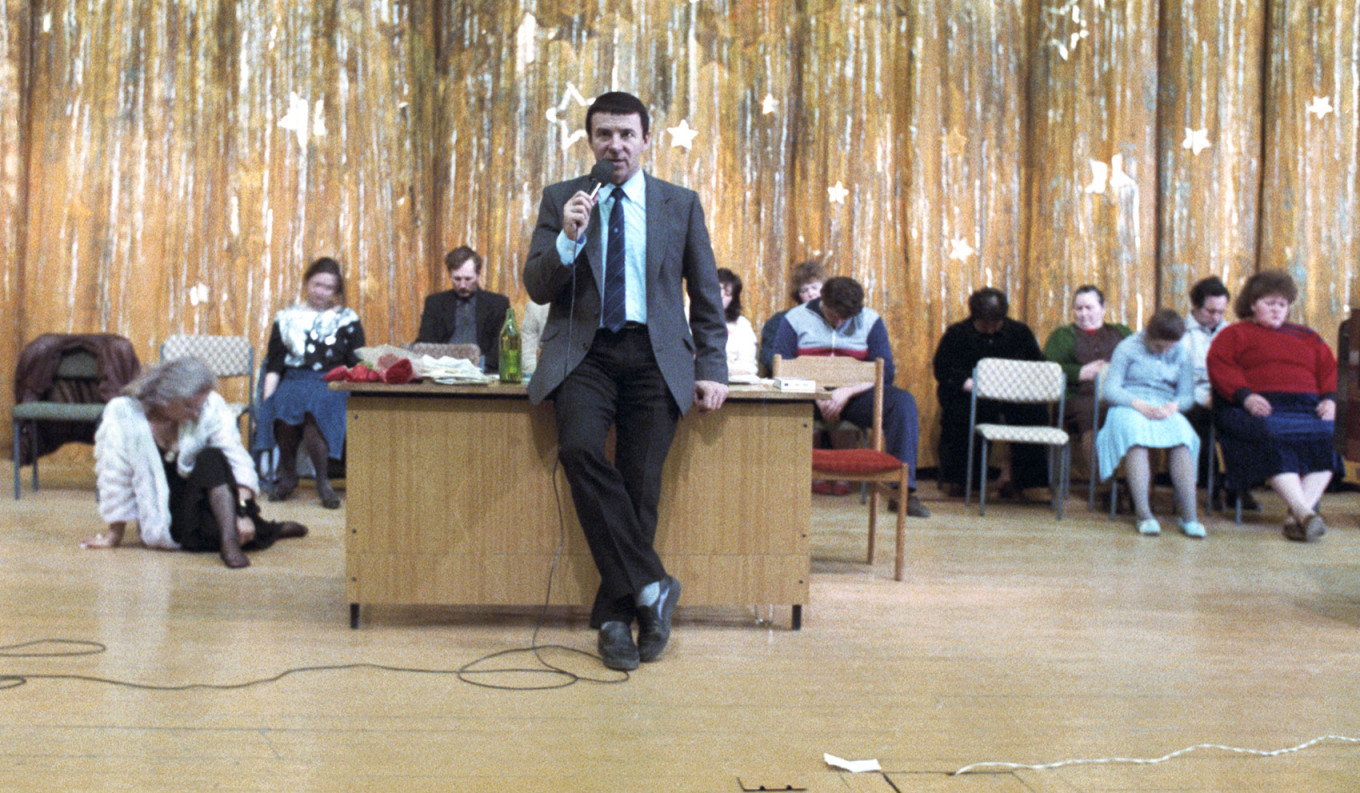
[823,753,881,773]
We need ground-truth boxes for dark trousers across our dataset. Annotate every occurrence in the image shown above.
[553,326,679,627]
[1184,404,1220,490]
[937,398,1051,489]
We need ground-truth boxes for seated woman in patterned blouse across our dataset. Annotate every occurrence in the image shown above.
[253,257,365,509]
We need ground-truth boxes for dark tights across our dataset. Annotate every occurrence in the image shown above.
[273,416,338,506]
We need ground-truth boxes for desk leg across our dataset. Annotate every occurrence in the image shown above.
[791,605,802,631]
[350,603,360,629]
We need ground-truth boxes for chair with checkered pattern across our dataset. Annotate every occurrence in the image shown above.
[965,357,1072,519]
[159,335,256,441]
[773,354,910,581]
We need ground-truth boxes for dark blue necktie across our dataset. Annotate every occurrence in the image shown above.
[602,190,627,332]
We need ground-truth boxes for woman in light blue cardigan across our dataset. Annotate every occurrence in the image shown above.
[1096,309,1204,538]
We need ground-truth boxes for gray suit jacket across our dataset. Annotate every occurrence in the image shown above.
[522,172,728,413]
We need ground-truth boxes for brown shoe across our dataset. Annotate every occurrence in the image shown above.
[1283,513,1326,542]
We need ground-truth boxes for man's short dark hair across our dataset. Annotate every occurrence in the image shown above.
[444,245,483,274]
[1145,308,1186,342]
[968,287,1009,323]
[586,92,650,138]
[820,277,864,319]
[1189,275,1229,308]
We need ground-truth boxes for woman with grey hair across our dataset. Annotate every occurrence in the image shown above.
[84,357,306,568]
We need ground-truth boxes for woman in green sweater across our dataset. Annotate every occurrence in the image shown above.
[1044,285,1132,481]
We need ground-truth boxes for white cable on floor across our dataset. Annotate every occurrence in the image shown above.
[953,734,1360,776]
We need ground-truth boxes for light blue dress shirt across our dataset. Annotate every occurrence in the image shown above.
[555,170,649,326]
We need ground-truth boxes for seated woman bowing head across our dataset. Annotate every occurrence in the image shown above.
[1095,309,1203,538]
[1207,270,1339,542]
[86,357,307,568]
[253,256,365,508]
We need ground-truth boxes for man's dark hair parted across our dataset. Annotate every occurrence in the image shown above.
[586,92,651,138]
[820,277,864,320]
[444,245,483,274]
[1190,275,1229,308]
[968,287,1009,323]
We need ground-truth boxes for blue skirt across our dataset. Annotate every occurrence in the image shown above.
[1214,393,1337,491]
[253,368,349,457]
[1096,406,1200,481]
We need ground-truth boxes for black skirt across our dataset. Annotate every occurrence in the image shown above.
[165,447,282,552]
[1214,392,1339,491]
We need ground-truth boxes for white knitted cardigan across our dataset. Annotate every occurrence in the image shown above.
[94,392,260,549]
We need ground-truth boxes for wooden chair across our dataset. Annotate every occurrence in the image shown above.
[773,354,910,581]
[965,358,1071,519]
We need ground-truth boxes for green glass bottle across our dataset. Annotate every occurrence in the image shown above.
[499,307,522,384]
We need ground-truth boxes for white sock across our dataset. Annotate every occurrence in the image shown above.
[637,580,660,607]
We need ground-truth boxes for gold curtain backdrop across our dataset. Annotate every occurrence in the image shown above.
[2,0,1357,471]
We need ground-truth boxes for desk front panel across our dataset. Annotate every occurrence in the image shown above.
[345,392,811,608]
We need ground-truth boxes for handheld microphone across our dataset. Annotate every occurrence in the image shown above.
[586,159,615,200]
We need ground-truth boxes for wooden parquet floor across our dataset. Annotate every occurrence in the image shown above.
[1,456,1358,791]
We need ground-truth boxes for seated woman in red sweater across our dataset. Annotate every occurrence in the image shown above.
[1207,270,1338,542]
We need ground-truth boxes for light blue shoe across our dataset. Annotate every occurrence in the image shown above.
[1180,520,1206,539]
[1136,518,1161,536]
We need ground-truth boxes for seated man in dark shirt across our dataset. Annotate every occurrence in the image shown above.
[416,245,511,372]
[933,287,1050,499]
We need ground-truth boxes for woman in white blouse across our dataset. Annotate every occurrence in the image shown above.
[718,268,757,378]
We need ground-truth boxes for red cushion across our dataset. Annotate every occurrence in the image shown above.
[812,448,902,475]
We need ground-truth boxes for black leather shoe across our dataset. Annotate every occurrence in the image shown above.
[597,621,639,671]
[636,575,681,662]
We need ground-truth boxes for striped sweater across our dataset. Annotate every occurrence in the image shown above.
[771,299,897,384]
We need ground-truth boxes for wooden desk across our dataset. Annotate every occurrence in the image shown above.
[335,382,813,628]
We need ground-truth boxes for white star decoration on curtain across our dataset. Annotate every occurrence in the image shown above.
[188,283,210,307]
[545,82,592,151]
[1181,128,1211,156]
[948,238,975,261]
[827,182,849,204]
[1084,154,1136,194]
[761,94,779,115]
[1306,96,1334,120]
[667,119,699,150]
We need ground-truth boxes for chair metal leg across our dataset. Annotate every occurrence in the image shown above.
[12,419,20,500]
[978,438,989,516]
[964,432,975,507]
[27,419,38,493]
[1056,446,1070,520]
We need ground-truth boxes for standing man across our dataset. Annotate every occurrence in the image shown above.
[770,276,930,517]
[416,245,511,372]
[1179,275,1245,508]
[523,92,729,671]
